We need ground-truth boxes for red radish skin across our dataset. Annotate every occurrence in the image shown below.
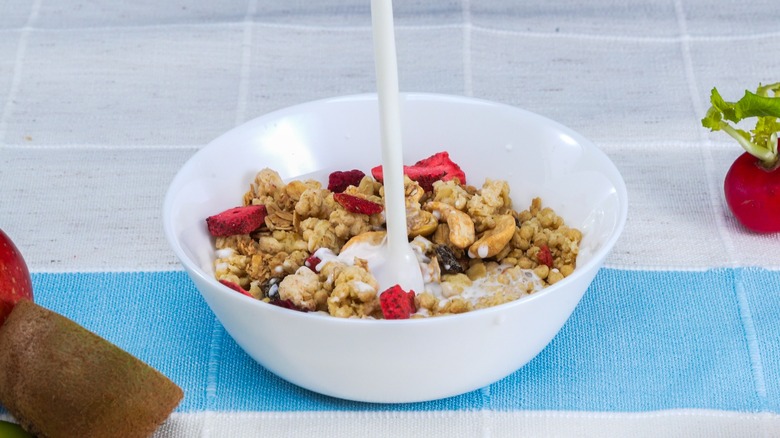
[0,229,34,325]
[724,152,780,233]
[701,83,780,232]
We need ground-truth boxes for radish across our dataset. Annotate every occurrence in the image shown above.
[702,82,780,232]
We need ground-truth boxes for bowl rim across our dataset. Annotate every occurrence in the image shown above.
[163,92,628,326]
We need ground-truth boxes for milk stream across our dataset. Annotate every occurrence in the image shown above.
[370,0,425,293]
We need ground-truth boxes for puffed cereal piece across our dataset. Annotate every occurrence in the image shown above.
[215,234,259,256]
[409,234,435,255]
[404,177,426,206]
[329,209,373,240]
[529,197,542,216]
[300,217,343,253]
[406,208,438,238]
[281,250,310,276]
[559,264,574,277]
[244,168,284,206]
[256,234,284,254]
[415,292,438,313]
[213,243,251,287]
[277,179,320,211]
[475,288,524,309]
[537,207,562,229]
[440,273,472,298]
[245,251,287,283]
[533,264,550,280]
[465,261,487,281]
[214,253,250,289]
[343,185,383,205]
[439,297,472,314]
[256,230,308,255]
[431,179,471,210]
[379,176,423,206]
[466,179,511,231]
[357,175,383,197]
[278,266,324,311]
[326,265,380,318]
[295,188,333,219]
[547,269,565,285]
[247,280,264,300]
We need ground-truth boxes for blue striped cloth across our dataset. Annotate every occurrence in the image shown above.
[21,268,778,414]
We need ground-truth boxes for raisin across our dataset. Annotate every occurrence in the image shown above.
[435,245,464,275]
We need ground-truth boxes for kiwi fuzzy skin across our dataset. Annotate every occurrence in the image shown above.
[0,301,183,438]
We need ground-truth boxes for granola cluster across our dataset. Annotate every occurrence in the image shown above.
[210,162,582,319]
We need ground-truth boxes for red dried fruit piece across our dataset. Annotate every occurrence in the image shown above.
[413,151,467,184]
[206,205,267,237]
[371,151,466,190]
[328,169,366,193]
[408,170,446,192]
[333,193,383,215]
[537,244,553,268]
[304,255,322,273]
[379,285,416,320]
[219,279,253,298]
[269,298,308,312]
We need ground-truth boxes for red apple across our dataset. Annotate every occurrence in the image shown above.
[0,229,33,325]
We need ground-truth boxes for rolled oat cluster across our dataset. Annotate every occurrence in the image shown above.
[207,153,581,319]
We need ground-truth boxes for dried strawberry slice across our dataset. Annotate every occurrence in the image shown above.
[206,205,267,237]
[407,170,446,192]
[412,151,466,184]
[379,285,416,320]
[328,169,365,193]
[333,193,383,215]
[219,279,253,298]
[371,151,466,190]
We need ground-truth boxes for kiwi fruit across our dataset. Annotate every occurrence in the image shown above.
[0,301,183,438]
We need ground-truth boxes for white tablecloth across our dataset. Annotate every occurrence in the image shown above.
[2,0,780,436]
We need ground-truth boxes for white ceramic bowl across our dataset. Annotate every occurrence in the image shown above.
[163,93,627,403]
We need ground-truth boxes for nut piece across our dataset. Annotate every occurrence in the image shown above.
[468,214,515,259]
[424,201,475,249]
[342,231,386,252]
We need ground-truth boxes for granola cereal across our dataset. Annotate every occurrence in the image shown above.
[207,152,582,319]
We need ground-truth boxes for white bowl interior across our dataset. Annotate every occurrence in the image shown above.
[163,93,627,403]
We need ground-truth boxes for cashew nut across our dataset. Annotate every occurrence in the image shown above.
[468,214,515,259]
[424,201,475,249]
[342,230,386,252]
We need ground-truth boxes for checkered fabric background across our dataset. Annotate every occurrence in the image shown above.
[1,1,779,436]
